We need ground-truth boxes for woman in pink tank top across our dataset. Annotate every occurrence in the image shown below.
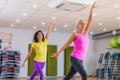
[51,2,97,80]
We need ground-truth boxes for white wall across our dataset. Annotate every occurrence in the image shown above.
[84,35,97,76]
[0,28,96,77]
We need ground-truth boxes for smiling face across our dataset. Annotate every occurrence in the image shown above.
[37,32,43,42]
[33,30,45,42]
[77,19,86,32]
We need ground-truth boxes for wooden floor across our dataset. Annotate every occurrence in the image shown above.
[0,77,105,80]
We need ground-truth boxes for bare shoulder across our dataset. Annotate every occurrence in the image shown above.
[72,32,77,38]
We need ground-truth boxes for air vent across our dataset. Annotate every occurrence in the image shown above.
[92,29,120,40]
[56,2,86,12]
[67,0,97,5]
[48,0,97,11]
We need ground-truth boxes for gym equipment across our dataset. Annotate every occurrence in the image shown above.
[96,48,120,79]
[0,50,20,79]
[117,37,120,45]
[110,38,119,48]
[96,54,104,78]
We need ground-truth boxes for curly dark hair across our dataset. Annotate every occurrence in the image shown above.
[33,30,45,42]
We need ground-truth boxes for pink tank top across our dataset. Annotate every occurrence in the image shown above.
[71,32,89,61]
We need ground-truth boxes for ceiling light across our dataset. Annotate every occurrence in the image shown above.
[98,22,102,26]
[23,13,27,16]
[103,28,106,31]
[64,25,68,28]
[90,31,93,34]
[54,28,57,31]
[93,13,96,17]
[16,19,20,23]
[42,22,45,25]
[10,24,14,27]
[114,5,118,8]
[52,17,56,20]
[33,4,37,8]
[33,26,36,29]
[73,30,76,32]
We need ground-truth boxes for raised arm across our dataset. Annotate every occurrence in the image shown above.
[45,22,55,40]
[51,32,77,58]
[85,2,96,33]
[21,48,34,67]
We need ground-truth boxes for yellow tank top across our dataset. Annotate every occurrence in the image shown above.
[31,39,48,62]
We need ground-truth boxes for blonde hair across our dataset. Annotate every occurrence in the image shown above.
[76,19,86,26]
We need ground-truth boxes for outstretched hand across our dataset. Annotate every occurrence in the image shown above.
[91,2,98,9]
[51,53,59,58]
[49,21,56,26]
[20,63,25,68]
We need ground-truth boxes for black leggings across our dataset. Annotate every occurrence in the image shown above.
[63,56,87,80]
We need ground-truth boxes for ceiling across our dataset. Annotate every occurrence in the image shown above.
[0,0,120,34]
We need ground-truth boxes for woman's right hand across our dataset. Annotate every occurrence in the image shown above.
[91,2,97,10]
[49,21,56,27]
[51,52,59,58]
